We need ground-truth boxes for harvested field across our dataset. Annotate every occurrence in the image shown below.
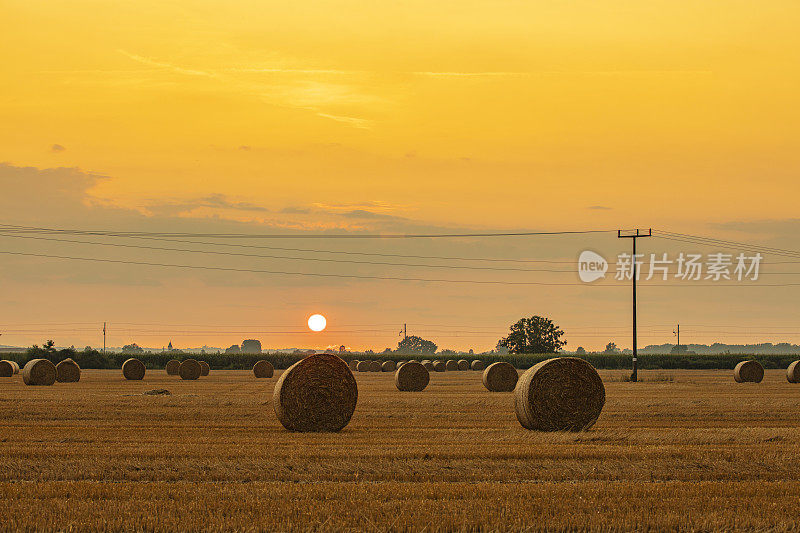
[0,369,799,531]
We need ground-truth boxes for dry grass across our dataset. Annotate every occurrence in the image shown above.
[0,369,799,530]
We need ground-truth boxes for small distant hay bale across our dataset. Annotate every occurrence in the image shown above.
[356,360,371,372]
[273,353,358,432]
[514,357,605,431]
[0,360,13,377]
[199,361,210,376]
[56,358,81,383]
[432,361,446,372]
[457,359,469,371]
[381,360,397,372]
[395,361,430,391]
[422,361,434,371]
[253,360,274,378]
[179,359,201,380]
[369,360,382,372]
[22,359,57,386]
[471,360,485,371]
[734,360,764,383]
[787,360,800,383]
[482,362,518,392]
[445,360,459,371]
[348,359,359,370]
[122,358,146,380]
[165,359,181,375]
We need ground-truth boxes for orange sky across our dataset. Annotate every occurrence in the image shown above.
[1,1,799,351]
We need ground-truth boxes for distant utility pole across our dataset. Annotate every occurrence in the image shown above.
[674,323,680,348]
[617,228,652,382]
[103,322,106,354]
[401,323,407,340]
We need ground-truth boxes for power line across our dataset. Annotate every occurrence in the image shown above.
[0,223,612,239]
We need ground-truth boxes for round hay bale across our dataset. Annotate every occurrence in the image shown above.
[165,359,181,375]
[482,362,518,392]
[381,360,397,372]
[348,359,359,370]
[273,353,358,432]
[356,360,371,372]
[445,359,459,371]
[0,360,13,377]
[734,360,764,383]
[369,360,382,372]
[22,359,57,386]
[7,360,19,374]
[457,359,470,371]
[514,357,605,431]
[787,360,800,383]
[56,358,81,383]
[432,360,446,372]
[422,361,434,371]
[122,358,146,380]
[253,360,274,378]
[395,361,430,391]
[199,361,210,376]
[179,359,201,380]
[471,359,485,371]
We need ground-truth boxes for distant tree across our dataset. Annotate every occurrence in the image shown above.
[397,335,437,355]
[498,316,566,354]
[122,343,144,355]
[364,349,375,355]
[43,340,56,353]
[84,346,93,352]
[381,348,393,354]
[241,339,262,354]
[439,349,457,356]
[604,342,620,354]
[225,344,241,355]
[575,346,587,355]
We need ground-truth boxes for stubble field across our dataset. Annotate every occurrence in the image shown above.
[0,368,799,531]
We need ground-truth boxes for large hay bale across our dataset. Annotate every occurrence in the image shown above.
[432,361,446,372]
[369,360,382,372]
[471,359,485,371]
[457,359,469,371]
[199,361,210,376]
[179,359,201,380]
[395,361,430,391]
[348,359,359,370]
[422,361,434,371]
[788,360,800,384]
[381,360,397,372]
[122,358,146,380]
[22,359,57,386]
[734,360,764,383]
[56,358,81,383]
[253,360,274,378]
[165,359,181,375]
[0,360,13,377]
[7,360,20,374]
[445,359,459,371]
[482,362,518,392]
[356,360,371,372]
[273,353,358,432]
[514,357,605,431]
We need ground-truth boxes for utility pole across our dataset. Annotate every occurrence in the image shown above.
[103,322,106,355]
[674,323,680,349]
[404,323,407,340]
[617,228,652,382]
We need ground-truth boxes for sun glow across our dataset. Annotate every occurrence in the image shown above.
[307,314,327,332]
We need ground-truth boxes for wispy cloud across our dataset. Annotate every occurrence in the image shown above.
[117,49,216,77]
[314,112,371,129]
[51,144,66,153]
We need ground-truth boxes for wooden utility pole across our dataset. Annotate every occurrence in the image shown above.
[103,322,106,354]
[617,229,652,382]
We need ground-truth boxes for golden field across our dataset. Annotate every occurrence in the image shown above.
[0,368,799,531]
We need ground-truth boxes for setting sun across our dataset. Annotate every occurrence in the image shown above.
[307,314,327,332]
